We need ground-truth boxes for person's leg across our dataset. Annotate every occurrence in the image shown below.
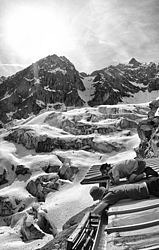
[144,167,158,178]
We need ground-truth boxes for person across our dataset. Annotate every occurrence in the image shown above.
[90,177,159,215]
[100,159,158,185]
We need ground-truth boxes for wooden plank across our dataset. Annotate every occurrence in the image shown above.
[84,172,101,177]
[67,212,90,244]
[108,198,159,215]
[107,224,159,250]
[86,169,100,173]
[140,246,159,250]
[81,179,108,184]
[107,218,159,234]
[108,208,159,229]
[80,175,109,184]
[92,213,107,250]
[106,188,159,248]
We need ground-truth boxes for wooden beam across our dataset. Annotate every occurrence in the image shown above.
[108,202,159,216]
[106,219,159,234]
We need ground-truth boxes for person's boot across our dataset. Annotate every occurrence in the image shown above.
[145,167,159,178]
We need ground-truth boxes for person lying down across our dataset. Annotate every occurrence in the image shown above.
[90,177,159,215]
[100,159,158,185]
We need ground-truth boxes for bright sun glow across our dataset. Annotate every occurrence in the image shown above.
[4,5,74,60]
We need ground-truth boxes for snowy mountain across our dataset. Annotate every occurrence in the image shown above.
[79,58,159,106]
[1,55,159,123]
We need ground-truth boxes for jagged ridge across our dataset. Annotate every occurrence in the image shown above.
[86,58,159,106]
[1,56,159,123]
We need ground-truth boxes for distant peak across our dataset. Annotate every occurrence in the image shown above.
[129,58,141,66]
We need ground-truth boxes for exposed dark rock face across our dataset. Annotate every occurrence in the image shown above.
[0,121,4,129]
[0,196,17,216]
[0,168,8,185]
[129,58,141,67]
[0,195,57,242]
[0,76,6,84]
[10,203,58,242]
[4,126,126,154]
[37,211,58,236]
[0,54,85,123]
[58,160,76,181]
[0,158,16,188]
[4,127,94,151]
[42,164,60,173]
[15,164,31,176]
[20,222,45,242]
[116,118,137,129]
[0,195,26,217]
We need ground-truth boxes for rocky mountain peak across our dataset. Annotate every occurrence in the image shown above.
[33,54,76,73]
[128,58,141,67]
[0,54,85,123]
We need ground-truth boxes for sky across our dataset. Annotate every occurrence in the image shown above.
[0,0,159,76]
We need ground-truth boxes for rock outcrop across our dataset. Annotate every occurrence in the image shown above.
[11,204,57,242]
[0,121,3,129]
[26,174,60,202]
[15,164,31,176]
[5,126,126,154]
[20,215,45,242]
[58,159,76,181]
[0,167,8,185]
[37,209,58,236]
[0,196,20,216]
[129,58,141,67]
[0,194,35,223]
[4,127,94,151]
[116,118,137,129]
[0,158,16,187]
